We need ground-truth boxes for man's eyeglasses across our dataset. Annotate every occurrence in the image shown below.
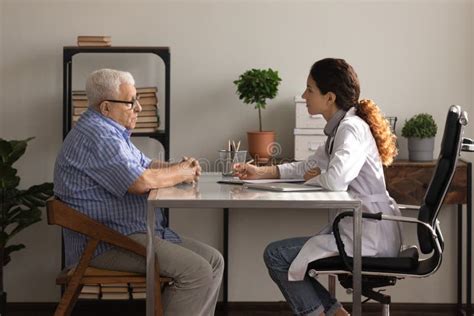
[104,96,140,110]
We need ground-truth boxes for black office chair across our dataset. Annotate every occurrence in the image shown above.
[307,105,471,316]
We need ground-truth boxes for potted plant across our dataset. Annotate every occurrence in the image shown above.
[401,113,438,161]
[234,68,282,163]
[0,138,54,315]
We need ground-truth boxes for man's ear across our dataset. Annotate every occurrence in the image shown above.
[99,101,109,115]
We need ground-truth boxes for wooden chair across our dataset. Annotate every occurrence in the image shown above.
[47,199,172,316]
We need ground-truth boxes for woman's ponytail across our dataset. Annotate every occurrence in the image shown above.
[356,99,397,166]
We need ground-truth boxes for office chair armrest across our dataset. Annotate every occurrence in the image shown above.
[462,137,474,152]
[398,204,420,211]
[332,211,437,272]
[331,211,383,272]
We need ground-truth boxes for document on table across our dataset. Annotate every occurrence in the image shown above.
[244,182,323,192]
[217,178,305,185]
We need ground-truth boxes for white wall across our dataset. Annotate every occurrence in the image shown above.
[1,0,473,304]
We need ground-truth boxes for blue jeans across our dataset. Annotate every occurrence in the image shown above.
[263,237,341,316]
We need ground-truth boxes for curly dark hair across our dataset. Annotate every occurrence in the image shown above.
[310,58,397,165]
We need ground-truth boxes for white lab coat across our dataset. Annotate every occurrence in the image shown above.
[278,107,403,281]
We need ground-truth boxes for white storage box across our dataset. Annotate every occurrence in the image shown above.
[295,96,326,129]
[294,128,326,161]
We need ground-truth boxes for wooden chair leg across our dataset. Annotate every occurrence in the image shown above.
[154,254,165,316]
[54,239,99,316]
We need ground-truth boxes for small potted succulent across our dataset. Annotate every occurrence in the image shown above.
[401,113,438,161]
[233,68,281,162]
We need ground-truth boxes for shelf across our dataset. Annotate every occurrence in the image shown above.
[63,46,171,161]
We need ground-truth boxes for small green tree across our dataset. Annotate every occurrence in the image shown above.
[0,138,53,298]
[401,113,438,139]
[234,68,282,132]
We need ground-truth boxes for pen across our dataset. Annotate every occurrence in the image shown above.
[247,159,254,165]
[228,140,231,151]
[236,140,241,152]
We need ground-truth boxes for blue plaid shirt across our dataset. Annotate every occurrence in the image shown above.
[54,109,180,267]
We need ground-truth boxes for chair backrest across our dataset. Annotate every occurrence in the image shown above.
[47,199,147,258]
[417,105,466,254]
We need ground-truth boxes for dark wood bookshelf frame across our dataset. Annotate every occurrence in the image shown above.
[62,46,170,154]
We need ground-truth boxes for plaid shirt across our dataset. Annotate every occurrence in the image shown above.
[54,109,180,267]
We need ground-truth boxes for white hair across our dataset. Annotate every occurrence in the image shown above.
[85,68,135,108]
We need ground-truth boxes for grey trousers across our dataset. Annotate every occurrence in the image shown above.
[90,234,224,316]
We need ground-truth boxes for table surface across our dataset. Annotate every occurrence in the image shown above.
[147,173,359,209]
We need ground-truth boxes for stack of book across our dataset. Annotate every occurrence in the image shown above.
[72,91,88,125]
[78,284,100,300]
[77,35,112,47]
[130,282,146,300]
[71,87,160,134]
[135,86,160,133]
[100,283,130,300]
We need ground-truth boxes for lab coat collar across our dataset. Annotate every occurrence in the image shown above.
[324,109,347,137]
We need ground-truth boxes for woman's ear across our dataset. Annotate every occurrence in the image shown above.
[326,91,337,106]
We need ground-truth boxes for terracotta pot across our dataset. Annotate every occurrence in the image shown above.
[247,131,276,163]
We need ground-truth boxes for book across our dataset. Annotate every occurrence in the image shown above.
[131,287,146,293]
[101,292,130,300]
[138,96,158,106]
[101,287,129,293]
[131,292,146,300]
[72,94,87,101]
[73,99,88,107]
[77,41,112,47]
[137,116,158,123]
[74,107,88,115]
[133,127,159,133]
[77,35,111,42]
[135,122,159,128]
[140,105,158,111]
[136,87,158,93]
[138,110,158,117]
[137,92,156,98]
[78,293,99,300]
[81,284,100,294]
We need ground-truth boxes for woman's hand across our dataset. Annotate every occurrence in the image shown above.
[304,167,321,181]
[233,163,261,180]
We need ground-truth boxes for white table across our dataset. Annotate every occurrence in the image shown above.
[146,173,362,316]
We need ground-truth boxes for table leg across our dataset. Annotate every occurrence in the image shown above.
[458,204,463,315]
[146,204,156,316]
[467,162,472,315]
[223,208,229,308]
[352,205,362,316]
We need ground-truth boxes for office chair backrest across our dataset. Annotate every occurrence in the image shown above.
[417,105,465,254]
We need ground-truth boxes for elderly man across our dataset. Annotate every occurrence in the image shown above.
[54,68,224,316]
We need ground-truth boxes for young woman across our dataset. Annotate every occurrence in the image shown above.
[234,58,401,316]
